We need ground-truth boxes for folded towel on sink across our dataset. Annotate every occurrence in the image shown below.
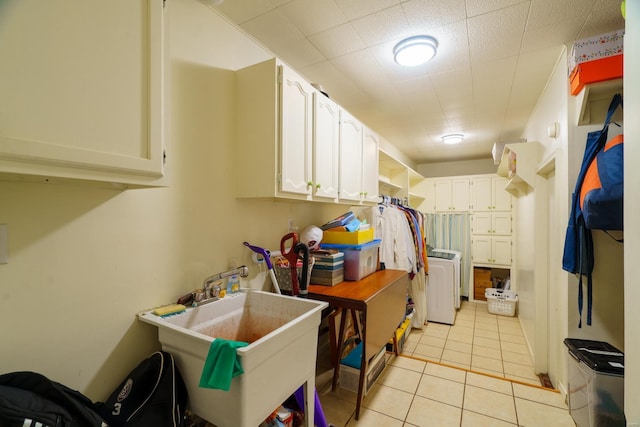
[199,338,248,391]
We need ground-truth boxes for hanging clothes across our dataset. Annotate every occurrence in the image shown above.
[363,203,416,273]
[363,200,427,329]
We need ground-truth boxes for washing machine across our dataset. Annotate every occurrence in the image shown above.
[426,249,461,325]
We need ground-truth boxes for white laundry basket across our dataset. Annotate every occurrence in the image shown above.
[485,288,518,316]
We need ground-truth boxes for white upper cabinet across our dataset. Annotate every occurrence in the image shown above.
[280,66,314,196]
[470,176,512,211]
[435,178,470,211]
[236,58,375,205]
[313,93,340,200]
[361,127,380,204]
[0,0,167,187]
[338,109,364,202]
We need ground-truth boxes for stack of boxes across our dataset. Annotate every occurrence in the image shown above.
[569,29,624,95]
[309,250,344,286]
[314,212,381,283]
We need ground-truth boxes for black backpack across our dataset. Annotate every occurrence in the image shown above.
[0,371,107,427]
[95,351,188,427]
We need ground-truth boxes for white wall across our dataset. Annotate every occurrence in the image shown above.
[0,0,329,400]
[521,42,625,396]
[417,158,497,178]
[624,1,640,423]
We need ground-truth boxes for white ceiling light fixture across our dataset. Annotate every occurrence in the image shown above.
[442,134,464,144]
[393,35,438,67]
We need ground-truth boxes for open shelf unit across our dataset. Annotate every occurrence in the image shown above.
[575,78,623,126]
[378,149,426,208]
[496,142,542,196]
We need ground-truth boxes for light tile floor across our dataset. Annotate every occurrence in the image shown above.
[316,301,575,427]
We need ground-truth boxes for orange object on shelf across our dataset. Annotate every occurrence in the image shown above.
[570,54,623,96]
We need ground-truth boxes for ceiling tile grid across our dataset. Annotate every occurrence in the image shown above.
[208,0,624,163]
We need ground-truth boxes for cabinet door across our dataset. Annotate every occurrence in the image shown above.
[493,237,512,265]
[472,213,492,234]
[280,66,314,196]
[472,236,493,264]
[434,180,452,211]
[451,179,470,211]
[361,127,379,203]
[0,0,166,187]
[471,177,493,211]
[313,92,340,200]
[492,212,512,235]
[338,109,363,202]
[493,176,512,211]
[423,179,436,213]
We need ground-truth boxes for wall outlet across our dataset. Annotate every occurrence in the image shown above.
[0,224,7,264]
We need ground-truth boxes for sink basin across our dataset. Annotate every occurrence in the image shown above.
[138,290,327,427]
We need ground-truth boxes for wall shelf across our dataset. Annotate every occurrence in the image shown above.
[575,78,623,126]
[497,142,542,196]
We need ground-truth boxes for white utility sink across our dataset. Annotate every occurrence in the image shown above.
[138,290,327,427]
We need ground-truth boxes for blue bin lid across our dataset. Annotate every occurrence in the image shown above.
[340,342,363,369]
[564,338,624,376]
[320,239,381,251]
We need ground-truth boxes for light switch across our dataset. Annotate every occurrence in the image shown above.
[0,224,7,264]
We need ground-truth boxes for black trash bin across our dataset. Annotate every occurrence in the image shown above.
[564,338,625,427]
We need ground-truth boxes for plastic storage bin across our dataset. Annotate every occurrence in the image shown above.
[339,343,386,395]
[320,240,380,281]
[564,338,625,427]
[485,288,518,316]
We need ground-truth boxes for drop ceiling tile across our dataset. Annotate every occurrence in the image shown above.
[521,20,584,53]
[278,0,348,36]
[334,0,402,20]
[471,56,517,90]
[467,1,529,45]
[527,0,594,31]
[469,35,522,63]
[465,0,528,17]
[402,0,466,29]
[350,5,411,45]
[308,24,367,59]
[240,9,305,45]
[214,0,277,24]
[511,45,564,96]
[576,2,625,39]
[330,48,384,78]
[269,37,325,69]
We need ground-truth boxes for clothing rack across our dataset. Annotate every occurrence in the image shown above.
[379,194,408,206]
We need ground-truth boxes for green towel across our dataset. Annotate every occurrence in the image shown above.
[199,338,248,391]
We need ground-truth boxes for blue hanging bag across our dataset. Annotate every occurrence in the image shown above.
[562,94,622,327]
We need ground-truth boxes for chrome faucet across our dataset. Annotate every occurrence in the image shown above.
[202,265,249,296]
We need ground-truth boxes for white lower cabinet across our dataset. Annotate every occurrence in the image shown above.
[471,236,512,266]
[472,212,512,235]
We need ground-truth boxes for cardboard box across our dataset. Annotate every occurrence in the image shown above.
[568,29,624,73]
[322,228,374,245]
[570,54,623,95]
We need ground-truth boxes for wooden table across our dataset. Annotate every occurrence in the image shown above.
[308,269,408,420]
